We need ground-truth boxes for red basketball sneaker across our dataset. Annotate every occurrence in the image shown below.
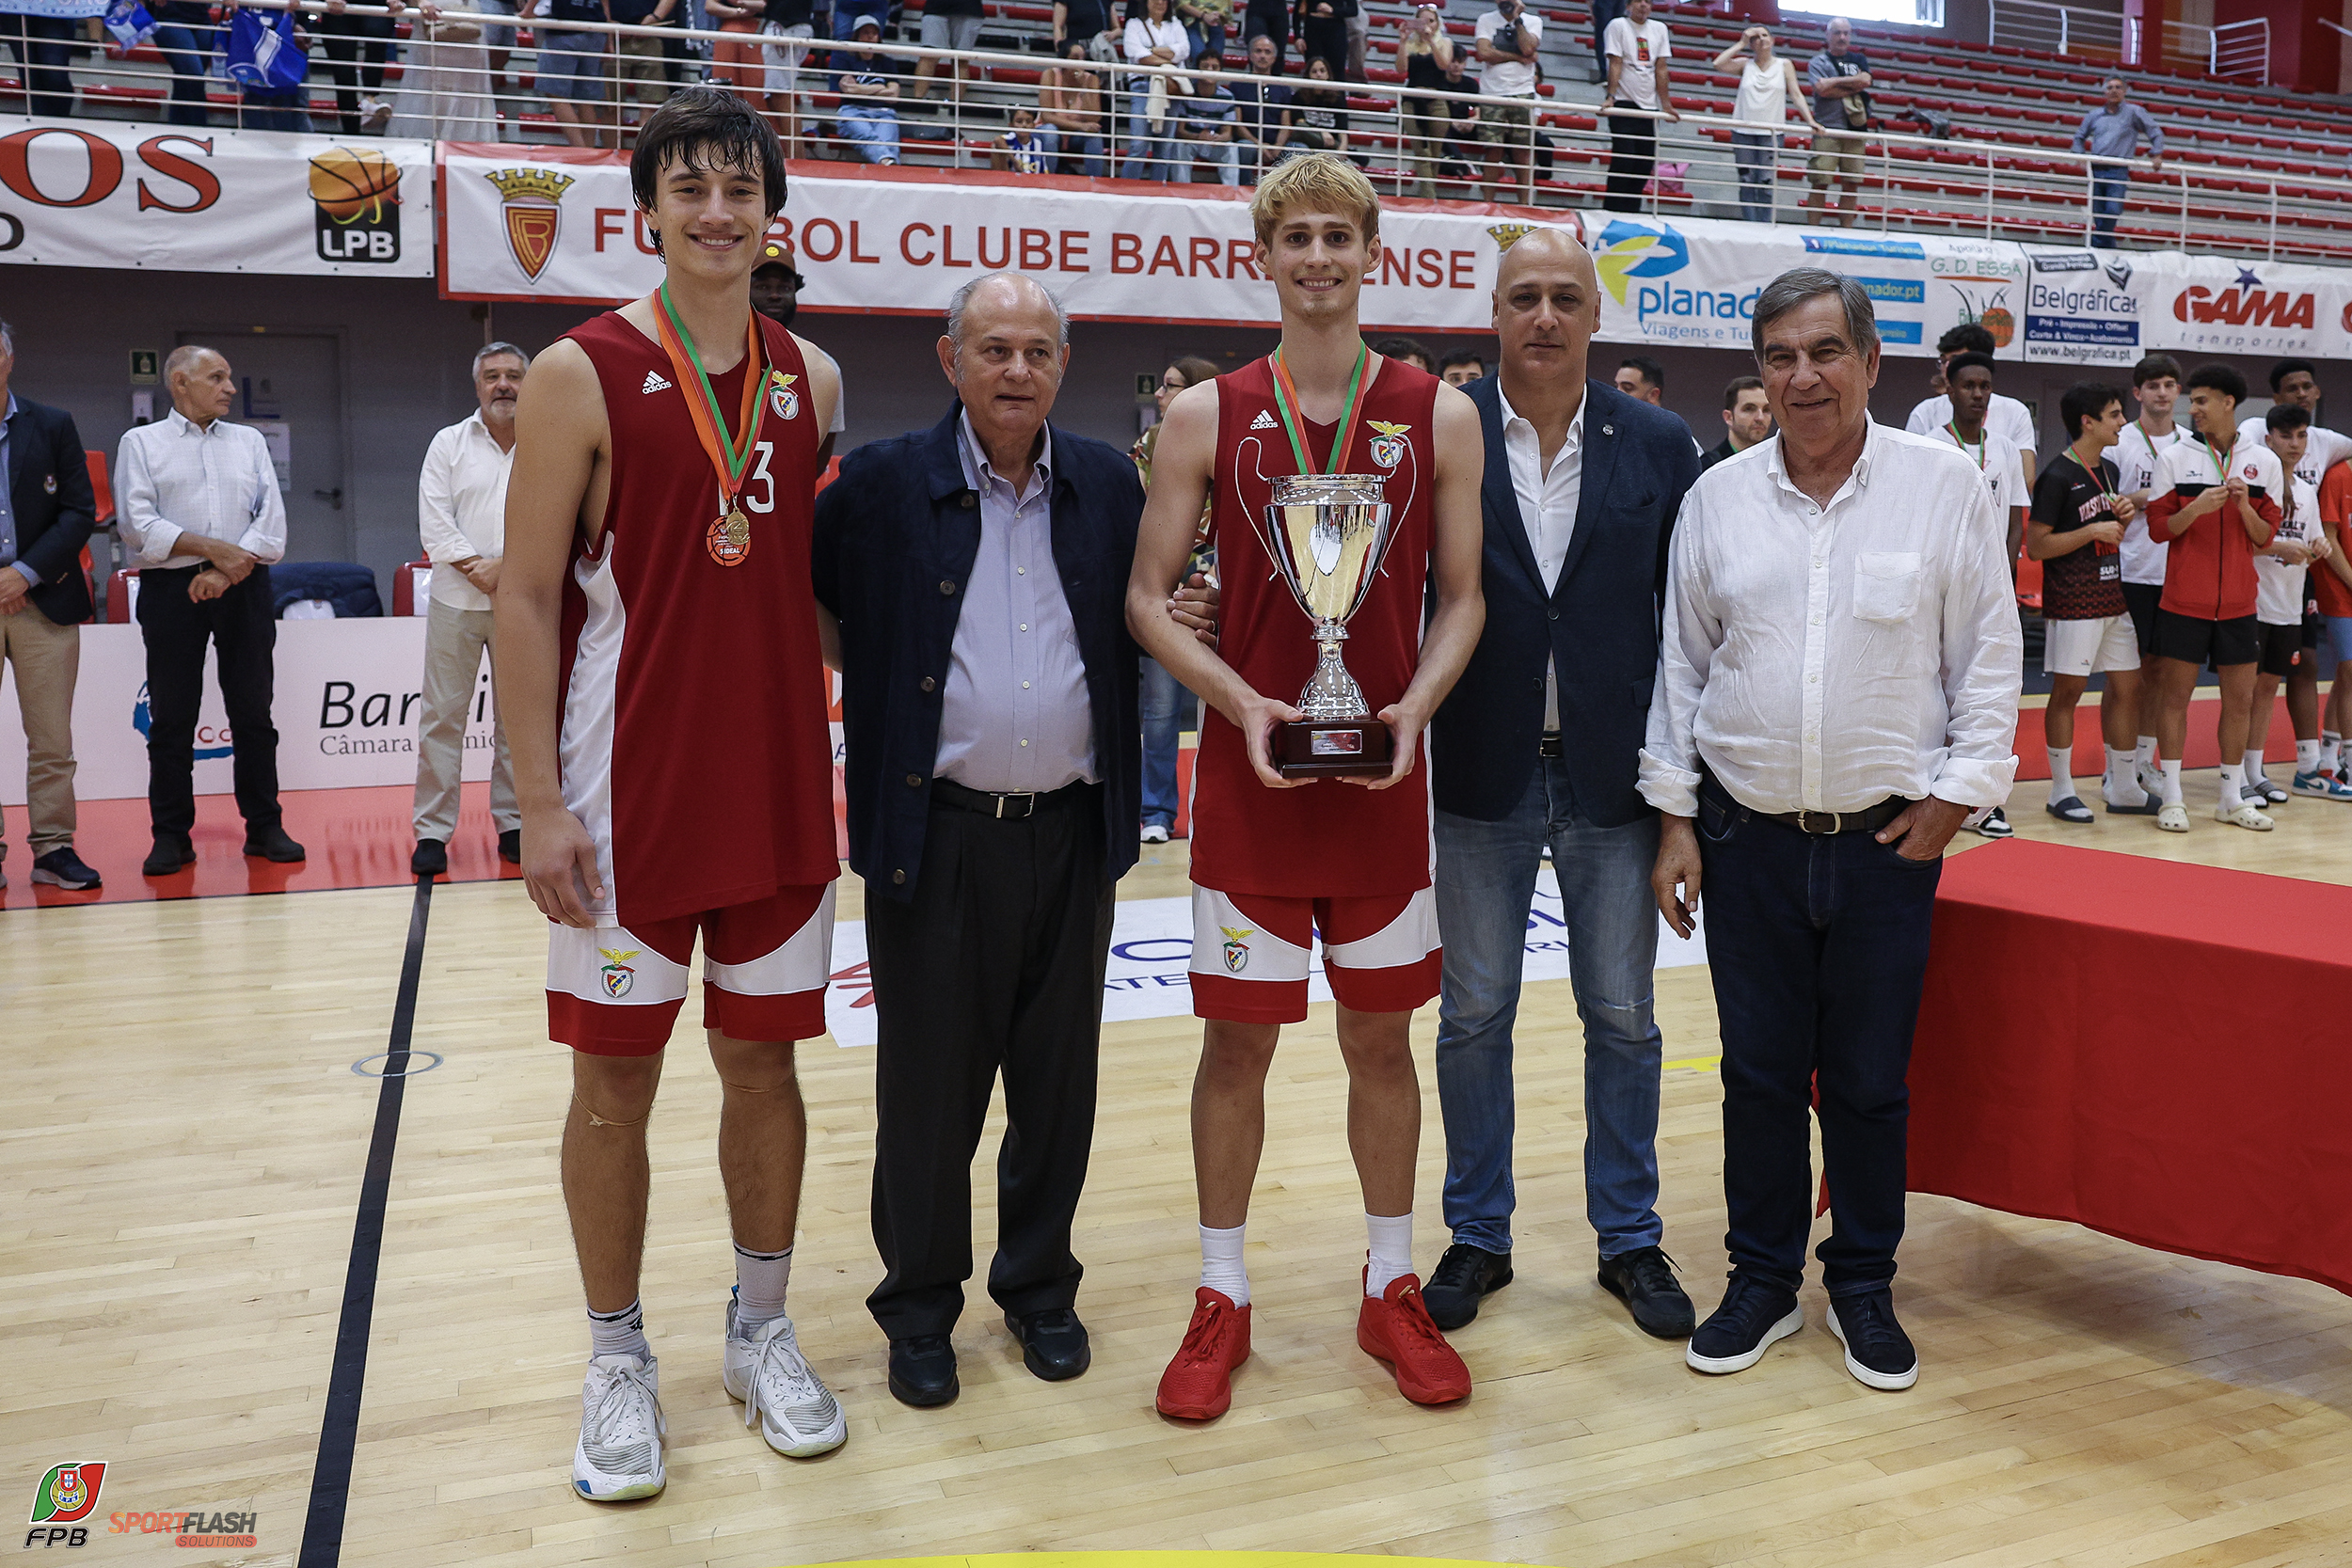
[1358,1271,1472,1405]
[1156,1287,1252,1420]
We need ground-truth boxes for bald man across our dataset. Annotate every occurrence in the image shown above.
[1422,227,1702,1339]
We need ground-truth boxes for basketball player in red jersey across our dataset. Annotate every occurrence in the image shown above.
[498,88,847,1501]
[1124,152,1487,1418]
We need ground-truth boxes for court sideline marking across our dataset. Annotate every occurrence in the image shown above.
[296,877,435,1568]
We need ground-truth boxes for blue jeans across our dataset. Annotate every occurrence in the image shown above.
[2090,167,2128,246]
[1120,85,1177,180]
[1694,786,1942,1296]
[2,12,74,118]
[834,0,889,36]
[1056,131,1107,176]
[151,22,215,126]
[1184,135,1240,184]
[1433,760,1664,1258]
[1184,20,1223,64]
[241,90,313,133]
[840,103,900,163]
[1733,129,1776,223]
[1139,657,1187,829]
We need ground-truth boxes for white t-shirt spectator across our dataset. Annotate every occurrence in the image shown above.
[2255,475,2319,626]
[1473,6,1540,98]
[1603,15,1670,112]
[2237,416,2352,490]
[1929,424,2026,523]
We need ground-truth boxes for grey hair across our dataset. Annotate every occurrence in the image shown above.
[0,320,11,355]
[1751,267,1880,359]
[164,344,220,381]
[946,272,1070,350]
[473,341,531,377]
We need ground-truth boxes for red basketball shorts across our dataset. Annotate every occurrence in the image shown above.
[547,883,837,1054]
[1187,884,1441,1023]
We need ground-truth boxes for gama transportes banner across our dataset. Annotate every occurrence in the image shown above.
[0,114,435,276]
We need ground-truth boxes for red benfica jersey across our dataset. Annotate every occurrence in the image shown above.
[557,310,836,927]
[1190,353,1438,898]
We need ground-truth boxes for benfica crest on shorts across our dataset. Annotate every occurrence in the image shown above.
[1219,926,1252,973]
[1368,420,1411,469]
[770,372,800,423]
[597,947,640,998]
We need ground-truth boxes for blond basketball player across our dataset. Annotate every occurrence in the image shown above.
[498,88,847,1501]
[1124,153,1486,1419]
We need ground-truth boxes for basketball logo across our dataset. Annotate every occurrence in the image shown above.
[770,372,801,422]
[309,146,403,264]
[596,948,639,998]
[1369,420,1411,469]
[1220,926,1252,973]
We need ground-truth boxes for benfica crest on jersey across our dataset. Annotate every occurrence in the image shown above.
[770,372,800,422]
[1368,420,1412,469]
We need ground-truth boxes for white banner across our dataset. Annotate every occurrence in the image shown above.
[0,620,501,803]
[0,114,435,276]
[2153,251,2352,360]
[2019,245,2158,366]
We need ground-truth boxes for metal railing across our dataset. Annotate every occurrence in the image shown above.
[2137,15,2270,85]
[1985,0,2126,62]
[6,1,2349,262]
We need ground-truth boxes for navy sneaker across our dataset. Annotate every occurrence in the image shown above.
[1826,1289,1918,1390]
[1422,1242,1513,1330]
[1685,1275,1803,1375]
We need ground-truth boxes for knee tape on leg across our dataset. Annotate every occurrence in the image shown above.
[574,1094,649,1129]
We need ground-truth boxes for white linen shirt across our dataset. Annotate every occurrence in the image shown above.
[115,409,287,570]
[1639,420,2023,818]
[417,411,514,611]
[1498,383,1582,730]
[2097,417,2182,584]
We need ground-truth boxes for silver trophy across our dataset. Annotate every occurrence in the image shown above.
[1252,473,1400,777]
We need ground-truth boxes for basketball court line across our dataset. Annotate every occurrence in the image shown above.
[295,876,435,1568]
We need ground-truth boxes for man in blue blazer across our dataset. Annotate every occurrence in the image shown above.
[1422,229,1700,1338]
[0,325,103,892]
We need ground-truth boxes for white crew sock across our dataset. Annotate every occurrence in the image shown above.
[2159,759,2185,805]
[2241,750,2266,791]
[2325,731,2344,773]
[2297,738,2322,772]
[2105,745,2149,803]
[588,1299,652,1363]
[2046,747,2076,807]
[1200,1223,1249,1307]
[733,1243,792,1330]
[2217,766,2245,810]
[1365,1212,1414,1298]
[2137,735,2160,769]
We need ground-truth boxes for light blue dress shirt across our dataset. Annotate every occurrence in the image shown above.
[0,394,39,589]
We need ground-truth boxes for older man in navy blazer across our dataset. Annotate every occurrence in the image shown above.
[1421,228,1700,1339]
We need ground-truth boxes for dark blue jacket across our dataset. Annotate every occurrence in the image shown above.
[6,396,97,626]
[1429,376,1699,827]
[811,404,1144,902]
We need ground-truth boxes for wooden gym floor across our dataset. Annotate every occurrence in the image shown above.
[6,764,2352,1568]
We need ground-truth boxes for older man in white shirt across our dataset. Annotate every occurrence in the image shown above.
[1641,268,2020,1396]
[116,345,302,876]
[411,342,526,879]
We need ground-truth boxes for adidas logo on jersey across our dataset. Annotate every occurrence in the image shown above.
[642,371,675,394]
[1249,410,1278,430]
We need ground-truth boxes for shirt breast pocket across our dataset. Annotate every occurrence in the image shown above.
[1851,551,1922,625]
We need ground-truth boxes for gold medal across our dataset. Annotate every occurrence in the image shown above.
[707,507,752,567]
[656,283,772,568]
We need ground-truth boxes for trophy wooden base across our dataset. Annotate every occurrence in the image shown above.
[1274,718,1394,779]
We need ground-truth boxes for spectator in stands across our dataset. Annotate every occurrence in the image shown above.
[834,0,886,37]
[115,346,303,876]
[1905,322,2035,490]
[1055,0,1112,54]
[835,19,903,164]
[317,0,398,134]
[2141,362,2281,832]
[1802,17,1872,228]
[706,0,772,135]
[1177,0,1229,74]
[1176,52,1242,184]
[1228,30,1286,182]
[386,1,500,139]
[1714,26,1818,224]
[755,0,818,153]
[1291,0,1347,79]
[1373,338,1436,377]
[2072,76,2162,250]
[410,343,525,880]
[1237,0,1282,77]
[915,0,986,103]
[1042,39,1110,175]
[224,2,317,132]
[1439,350,1484,387]
[1120,0,1190,181]
[1440,55,1486,182]
[528,0,617,149]
[1599,0,1676,214]
[473,0,519,103]
[995,103,1055,171]
[0,1,75,119]
[1394,6,1451,197]
[0,321,102,894]
[612,0,681,135]
[1703,374,1769,469]
[1585,0,1620,87]
[1273,52,1346,165]
[1472,0,1539,200]
[148,0,219,127]
[1131,355,1220,844]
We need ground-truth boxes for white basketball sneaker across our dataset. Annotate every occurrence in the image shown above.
[723,1296,848,1458]
[573,1354,666,1502]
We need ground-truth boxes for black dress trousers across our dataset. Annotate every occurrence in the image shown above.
[864,786,1115,1340]
[136,564,283,836]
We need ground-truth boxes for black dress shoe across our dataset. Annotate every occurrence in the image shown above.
[1004,1307,1090,1382]
[141,833,196,877]
[1597,1245,1697,1339]
[498,828,522,864]
[30,847,102,891]
[411,838,449,877]
[243,825,307,863]
[887,1334,959,1407]
[1422,1242,1513,1331]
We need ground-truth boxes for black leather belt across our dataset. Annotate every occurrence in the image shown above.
[930,777,1094,820]
[1702,781,1905,836]
[1538,732,1564,757]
